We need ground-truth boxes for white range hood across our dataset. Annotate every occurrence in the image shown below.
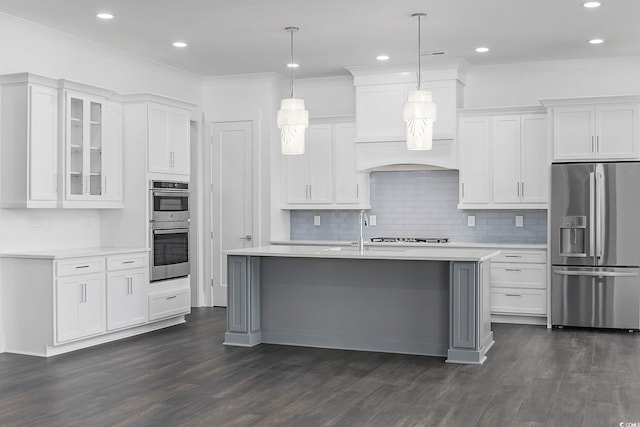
[347,60,468,171]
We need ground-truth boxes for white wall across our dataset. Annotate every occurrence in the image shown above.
[0,12,204,351]
[294,76,355,118]
[464,56,640,108]
[0,13,203,102]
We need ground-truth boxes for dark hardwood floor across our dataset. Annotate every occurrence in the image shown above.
[1,308,639,426]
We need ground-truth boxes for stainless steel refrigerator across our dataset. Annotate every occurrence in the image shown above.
[551,162,640,329]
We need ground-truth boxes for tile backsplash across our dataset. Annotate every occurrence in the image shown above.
[290,170,547,244]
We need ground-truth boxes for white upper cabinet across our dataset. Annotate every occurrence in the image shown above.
[543,97,640,161]
[148,103,190,175]
[519,115,549,203]
[458,107,548,209]
[0,73,123,209]
[0,73,59,208]
[282,120,370,209]
[60,81,123,208]
[493,114,548,205]
[334,123,370,205]
[285,123,333,204]
[102,100,123,203]
[64,91,106,201]
[458,116,491,205]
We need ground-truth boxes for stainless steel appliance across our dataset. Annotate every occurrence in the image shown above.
[149,180,190,282]
[150,221,190,282]
[150,180,189,222]
[370,237,450,243]
[551,162,640,329]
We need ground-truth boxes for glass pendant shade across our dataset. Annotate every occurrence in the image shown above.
[404,89,437,150]
[278,98,309,155]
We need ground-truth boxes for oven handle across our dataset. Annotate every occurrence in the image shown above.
[152,228,190,235]
[153,191,189,198]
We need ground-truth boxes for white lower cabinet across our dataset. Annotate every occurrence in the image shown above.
[2,250,189,357]
[148,277,191,321]
[490,249,548,324]
[106,270,147,330]
[56,274,105,343]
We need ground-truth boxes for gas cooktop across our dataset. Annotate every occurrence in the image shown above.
[370,237,450,244]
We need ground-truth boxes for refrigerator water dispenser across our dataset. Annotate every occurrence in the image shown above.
[560,216,587,257]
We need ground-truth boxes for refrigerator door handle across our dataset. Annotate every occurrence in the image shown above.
[596,168,605,259]
[554,269,638,278]
[589,171,596,257]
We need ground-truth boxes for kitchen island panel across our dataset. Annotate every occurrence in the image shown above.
[259,257,450,357]
[224,246,496,364]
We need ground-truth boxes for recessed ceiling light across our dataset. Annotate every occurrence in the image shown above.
[95,12,114,20]
[172,41,188,48]
[589,38,604,44]
[583,1,601,8]
[287,63,299,68]
[475,47,490,53]
[376,55,390,61]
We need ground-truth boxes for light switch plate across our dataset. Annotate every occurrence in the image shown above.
[369,215,377,226]
[467,215,475,227]
[313,215,321,226]
[515,215,524,227]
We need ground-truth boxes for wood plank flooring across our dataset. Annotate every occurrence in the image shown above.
[1,308,640,426]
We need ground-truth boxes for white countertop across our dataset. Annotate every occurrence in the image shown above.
[271,240,547,250]
[1,247,149,260]
[226,245,499,262]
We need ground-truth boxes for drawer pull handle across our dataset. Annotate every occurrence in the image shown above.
[505,268,522,272]
[122,261,135,264]
[166,295,177,300]
[75,265,90,269]
[505,293,523,297]
[505,255,521,258]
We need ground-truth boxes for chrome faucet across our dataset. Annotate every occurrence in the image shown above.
[358,209,368,253]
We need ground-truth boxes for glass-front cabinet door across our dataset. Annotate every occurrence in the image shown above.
[66,92,104,200]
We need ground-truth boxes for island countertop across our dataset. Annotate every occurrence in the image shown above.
[225,244,499,262]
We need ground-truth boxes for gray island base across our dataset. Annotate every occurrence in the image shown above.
[224,246,498,365]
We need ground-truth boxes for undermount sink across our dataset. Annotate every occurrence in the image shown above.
[323,246,408,252]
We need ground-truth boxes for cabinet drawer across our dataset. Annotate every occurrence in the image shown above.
[491,288,547,315]
[107,253,147,271]
[492,251,546,263]
[56,258,105,277]
[491,263,546,289]
[149,289,190,321]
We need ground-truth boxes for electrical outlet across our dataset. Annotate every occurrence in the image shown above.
[313,215,321,226]
[467,215,475,227]
[369,215,377,226]
[515,215,524,227]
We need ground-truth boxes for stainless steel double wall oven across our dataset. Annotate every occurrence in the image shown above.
[149,180,190,281]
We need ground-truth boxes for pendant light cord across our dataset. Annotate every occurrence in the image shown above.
[416,14,422,91]
[290,28,295,98]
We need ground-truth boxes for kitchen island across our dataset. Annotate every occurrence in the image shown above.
[224,245,499,364]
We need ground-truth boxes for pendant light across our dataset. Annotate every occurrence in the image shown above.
[403,13,437,151]
[277,26,309,155]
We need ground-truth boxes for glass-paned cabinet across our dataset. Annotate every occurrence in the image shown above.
[66,92,104,199]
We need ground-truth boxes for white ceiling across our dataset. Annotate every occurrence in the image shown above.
[1,0,639,78]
